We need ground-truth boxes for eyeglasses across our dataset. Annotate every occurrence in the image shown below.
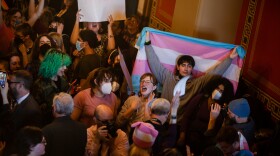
[140,80,153,84]
[7,80,21,84]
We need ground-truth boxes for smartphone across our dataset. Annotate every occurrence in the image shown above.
[0,71,7,88]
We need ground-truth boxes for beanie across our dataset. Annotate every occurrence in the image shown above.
[131,122,158,149]
[228,98,250,118]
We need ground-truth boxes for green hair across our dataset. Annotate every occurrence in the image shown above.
[39,49,71,78]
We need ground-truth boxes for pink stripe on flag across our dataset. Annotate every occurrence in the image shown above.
[151,33,230,60]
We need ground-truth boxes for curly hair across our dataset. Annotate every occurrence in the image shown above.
[39,48,71,78]
[203,75,234,105]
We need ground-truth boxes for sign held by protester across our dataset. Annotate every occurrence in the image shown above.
[78,0,126,22]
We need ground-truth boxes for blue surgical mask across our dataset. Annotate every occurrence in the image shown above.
[212,89,222,100]
[76,41,84,51]
[14,20,21,27]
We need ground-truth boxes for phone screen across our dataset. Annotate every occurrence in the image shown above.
[0,71,7,88]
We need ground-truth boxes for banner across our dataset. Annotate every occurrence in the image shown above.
[78,0,126,22]
[132,27,246,94]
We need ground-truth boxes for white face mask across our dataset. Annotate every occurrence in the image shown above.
[111,81,120,92]
[212,89,222,100]
[101,82,112,94]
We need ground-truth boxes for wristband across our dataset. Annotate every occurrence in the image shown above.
[171,115,177,119]
[145,41,151,45]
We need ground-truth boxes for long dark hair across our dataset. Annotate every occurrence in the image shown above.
[31,34,56,62]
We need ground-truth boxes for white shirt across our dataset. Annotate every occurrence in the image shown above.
[17,93,30,104]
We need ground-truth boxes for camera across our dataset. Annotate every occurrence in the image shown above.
[106,122,118,138]
[0,71,7,88]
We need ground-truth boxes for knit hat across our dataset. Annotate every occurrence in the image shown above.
[228,98,250,118]
[131,122,158,149]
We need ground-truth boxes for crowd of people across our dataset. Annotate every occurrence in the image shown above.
[1,0,277,156]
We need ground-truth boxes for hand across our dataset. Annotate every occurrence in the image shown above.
[145,31,150,42]
[72,49,80,57]
[18,44,27,55]
[210,103,221,120]
[107,15,114,27]
[0,81,9,97]
[57,22,64,34]
[97,126,109,141]
[76,9,83,22]
[230,46,238,59]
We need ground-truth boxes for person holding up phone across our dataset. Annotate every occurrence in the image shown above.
[0,70,42,155]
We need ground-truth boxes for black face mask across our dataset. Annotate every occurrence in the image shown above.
[14,37,24,47]
[48,27,57,33]
[39,44,51,56]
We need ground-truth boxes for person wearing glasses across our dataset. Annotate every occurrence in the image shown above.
[71,67,120,128]
[86,104,129,156]
[116,73,158,136]
[0,70,42,155]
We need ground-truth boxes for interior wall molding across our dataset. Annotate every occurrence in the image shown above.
[243,78,280,121]
[149,0,172,31]
[240,0,257,50]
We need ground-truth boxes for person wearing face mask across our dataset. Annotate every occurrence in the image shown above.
[107,49,123,96]
[73,29,104,88]
[26,34,56,80]
[71,67,120,128]
[12,23,36,68]
[70,10,115,58]
[177,75,234,155]
[0,0,45,58]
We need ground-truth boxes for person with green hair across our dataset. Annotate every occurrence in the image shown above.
[32,48,71,126]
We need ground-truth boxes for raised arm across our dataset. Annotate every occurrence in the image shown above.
[208,47,238,75]
[70,10,82,45]
[28,0,36,19]
[145,32,174,84]
[107,15,115,50]
[27,0,44,27]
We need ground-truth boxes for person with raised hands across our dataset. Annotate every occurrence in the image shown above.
[116,73,158,135]
[144,31,238,125]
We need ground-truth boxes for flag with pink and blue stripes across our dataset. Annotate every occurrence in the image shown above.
[131,27,246,94]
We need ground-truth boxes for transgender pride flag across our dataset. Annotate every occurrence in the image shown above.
[131,27,246,94]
